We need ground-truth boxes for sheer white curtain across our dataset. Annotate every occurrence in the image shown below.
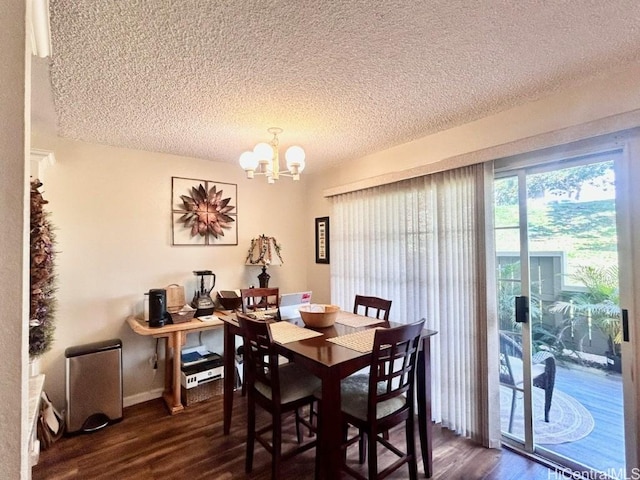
[330,163,500,446]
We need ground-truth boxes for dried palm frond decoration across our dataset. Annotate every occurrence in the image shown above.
[30,180,57,358]
[179,183,235,237]
[171,177,238,245]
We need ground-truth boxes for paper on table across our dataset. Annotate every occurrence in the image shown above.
[198,314,223,325]
[269,322,323,344]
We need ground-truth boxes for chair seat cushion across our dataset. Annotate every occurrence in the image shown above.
[508,356,546,386]
[255,362,320,404]
[315,374,406,421]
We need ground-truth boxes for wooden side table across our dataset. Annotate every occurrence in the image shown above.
[126,315,224,414]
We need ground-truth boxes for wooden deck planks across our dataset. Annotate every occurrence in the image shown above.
[544,365,624,472]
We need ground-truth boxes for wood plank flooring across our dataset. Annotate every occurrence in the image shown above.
[548,366,624,472]
[33,393,568,480]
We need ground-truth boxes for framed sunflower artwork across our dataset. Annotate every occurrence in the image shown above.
[171,177,238,246]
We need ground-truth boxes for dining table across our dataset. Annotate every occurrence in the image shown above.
[218,310,437,479]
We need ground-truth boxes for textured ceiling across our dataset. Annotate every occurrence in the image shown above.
[33,0,640,173]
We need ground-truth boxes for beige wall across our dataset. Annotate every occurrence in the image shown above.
[306,60,640,302]
[1,1,29,478]
[31,133,310,409]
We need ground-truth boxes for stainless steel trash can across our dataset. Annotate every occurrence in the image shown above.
[65,338,123,434]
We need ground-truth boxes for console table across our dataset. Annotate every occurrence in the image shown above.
[126,315,224,414]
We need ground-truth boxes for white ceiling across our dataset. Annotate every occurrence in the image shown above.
[31,1,640,173]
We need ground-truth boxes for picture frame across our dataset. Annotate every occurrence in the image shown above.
[315,216,330,264]
[171,176,238,246]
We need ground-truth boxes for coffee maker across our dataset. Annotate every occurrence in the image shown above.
[148,288,168,327]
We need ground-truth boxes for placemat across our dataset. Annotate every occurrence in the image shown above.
[326,328,381,353]
[336,316,385,328]
[269,322,323,344]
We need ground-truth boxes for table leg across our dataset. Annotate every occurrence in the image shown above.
[417,337,433,477]
[317,369,341,480]
[162,332,185,414]
[223,323,235,435]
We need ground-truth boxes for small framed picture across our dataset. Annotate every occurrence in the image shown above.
[315,216,330,264]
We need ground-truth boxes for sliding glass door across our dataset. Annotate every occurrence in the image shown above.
[495,147,633,475]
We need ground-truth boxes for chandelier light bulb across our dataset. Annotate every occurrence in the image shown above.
[239,151,258,178]
[239,151,258,170]
[285,145,305,170]
[253,142,273,163]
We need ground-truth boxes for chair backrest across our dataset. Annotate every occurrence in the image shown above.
[499,332,522,386]
[237,313,281,403]
[353,295,392,320]
[241,288,280,318]
[367,319,425,421]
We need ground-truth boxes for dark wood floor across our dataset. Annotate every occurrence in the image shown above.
[33,393,568,480]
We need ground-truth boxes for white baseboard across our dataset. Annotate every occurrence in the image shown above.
[123,388,163,408]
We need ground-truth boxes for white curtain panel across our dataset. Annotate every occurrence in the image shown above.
[331,163,499,444]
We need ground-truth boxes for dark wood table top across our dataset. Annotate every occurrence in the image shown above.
[219,310,436,373]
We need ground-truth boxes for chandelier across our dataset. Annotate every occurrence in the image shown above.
[238,127,306,183]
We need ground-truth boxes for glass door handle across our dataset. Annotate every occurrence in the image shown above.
[515,296,528,323]
[623,309,629,342]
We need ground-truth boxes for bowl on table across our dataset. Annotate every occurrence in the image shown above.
[298,304,340,328]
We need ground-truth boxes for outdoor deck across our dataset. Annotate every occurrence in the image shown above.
[548,364,624,473]
[502,362,624,474]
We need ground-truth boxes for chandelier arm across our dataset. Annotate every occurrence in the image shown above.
[270,132,280,180]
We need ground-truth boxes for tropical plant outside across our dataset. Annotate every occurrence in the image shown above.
[549,265,621,355]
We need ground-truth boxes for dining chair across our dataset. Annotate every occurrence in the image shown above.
[351,295,393,460]
[317,318,425,480]
[499,331,556,432]
[237,313,320,479]
[353,295,392,321]
[238,287,281,394]
[240,287,280,319]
